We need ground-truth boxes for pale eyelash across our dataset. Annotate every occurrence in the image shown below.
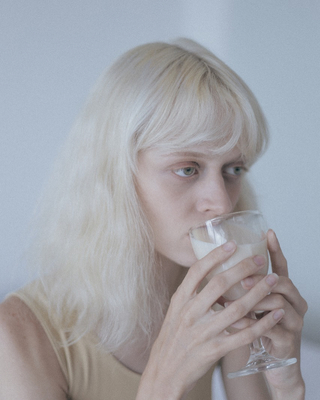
[174,166,197,177]
[224,165,247,177]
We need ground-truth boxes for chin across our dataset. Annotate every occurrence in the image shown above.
[175,253,198,268]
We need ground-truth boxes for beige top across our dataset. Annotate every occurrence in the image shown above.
[10,282,216,400]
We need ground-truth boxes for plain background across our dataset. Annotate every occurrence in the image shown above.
[1,0,319,350]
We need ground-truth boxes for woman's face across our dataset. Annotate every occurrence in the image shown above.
[136,144,247,267]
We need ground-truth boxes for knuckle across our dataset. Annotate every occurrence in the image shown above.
[180,308,195,328]
[169,290,184,313]
[258,312,276,331]
[302,299,308,315]
[273,293,286,308]
[237,258,255,275]
[193,259,217,281]
[194,260,207,275]
[214,339,231,359]
[228,302,247,319]
[282,277,293,291]
[241,327,257,345]
[187,263,203,282]
[211,274,228,291]
[171,287,181,303]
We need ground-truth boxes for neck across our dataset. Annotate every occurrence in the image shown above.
[157,253,188,298]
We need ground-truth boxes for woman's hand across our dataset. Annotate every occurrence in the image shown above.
[137,241,285,400]
[238,230,307,398]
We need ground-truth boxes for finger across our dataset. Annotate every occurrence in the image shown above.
[271,277,308,317]
[253,280,308,318]
[194,255,267,313]
[260,311,303,362]
[267,231,308,316]
[218,308,285,354]
[178,241,237,298]
[241,274,264,290]
[213,273,279,329]
[262,317,303,353]
[252,301,302,336]
[267,230,288,277]
[229,315,256,330]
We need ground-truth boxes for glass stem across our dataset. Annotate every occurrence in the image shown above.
[248,312,268,356]
[250,337,267,355]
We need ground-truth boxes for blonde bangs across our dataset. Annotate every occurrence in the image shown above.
[131,45,268,166]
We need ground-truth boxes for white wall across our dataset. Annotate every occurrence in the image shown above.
[1,1,319,344]
[188,1,320,345]
[1,0,181,294]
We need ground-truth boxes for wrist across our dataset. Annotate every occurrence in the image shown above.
[136,364,184,400]
[271,381,305,400]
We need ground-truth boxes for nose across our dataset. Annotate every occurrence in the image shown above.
[195,174,233,217]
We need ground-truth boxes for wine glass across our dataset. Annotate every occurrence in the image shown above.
[189,210,297,378]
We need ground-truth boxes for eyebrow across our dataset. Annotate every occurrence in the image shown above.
[161,151,211,158]
[161,150,245,163]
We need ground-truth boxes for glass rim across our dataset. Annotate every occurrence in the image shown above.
[189,210,263,233]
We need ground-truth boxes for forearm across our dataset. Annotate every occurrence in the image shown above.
[222,350,271,400]
[264,360,305,400]
[268,380,305,400]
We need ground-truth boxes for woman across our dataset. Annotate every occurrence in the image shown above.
[0,39,307,399]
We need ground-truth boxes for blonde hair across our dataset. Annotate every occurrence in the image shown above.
[29,38,268,350]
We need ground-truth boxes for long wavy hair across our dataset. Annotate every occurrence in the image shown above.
[28,38,269,351]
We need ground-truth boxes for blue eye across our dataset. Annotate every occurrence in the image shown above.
[174,167,197,177]
[225,166,245,176]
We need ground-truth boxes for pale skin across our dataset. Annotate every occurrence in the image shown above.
[0,144,307,399]
[135,145,307,399]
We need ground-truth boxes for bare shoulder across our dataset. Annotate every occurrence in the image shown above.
[0,296,68,399]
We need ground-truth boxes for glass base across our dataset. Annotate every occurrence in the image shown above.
[227,350,297,379]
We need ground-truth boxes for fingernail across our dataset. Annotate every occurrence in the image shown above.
[253,255,266,267]
[266,273,279,287]
[273,309,285,321]
[223,241,236,252]
[241,277,254,288]
[224,302,232,308]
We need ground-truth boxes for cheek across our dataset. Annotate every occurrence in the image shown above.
[138,190,185,248]
[137,184,173,233]
[227,182,242,208]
